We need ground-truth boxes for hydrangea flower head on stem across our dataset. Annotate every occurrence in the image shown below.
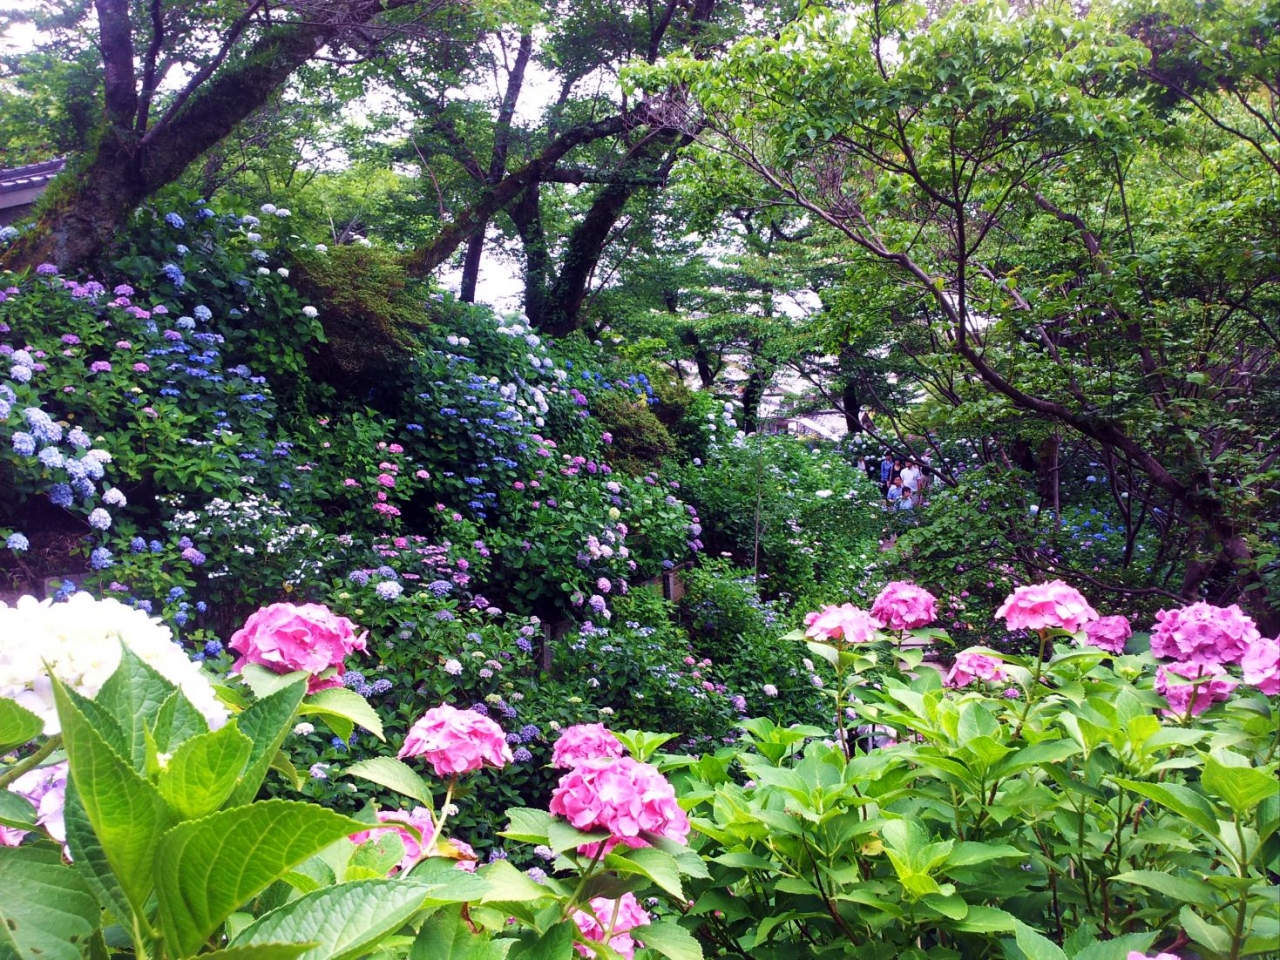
[1082,615,1131,655]
[1150,602,1259,666]
[870,582,938,631]
[1155,661,1238,718]
[804,603,883,644]
[398,703,513,776]
[572,892,651,960]
[551,723,626,768]
[229,602,367,693]
[549,755,689,856]
[995,580,1098,634]
[944,649,1008,689]
[1241,637,1280,696]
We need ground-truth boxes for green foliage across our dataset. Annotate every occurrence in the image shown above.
[590,391,676,476]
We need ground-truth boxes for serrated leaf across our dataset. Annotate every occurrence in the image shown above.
[1201,756,1279,815]
[297,688,383,741]
[61,782,131,921]
[1113,779,1218,835]
[53,676,171,916]
[411,906,509,960]
[480,860,554,904]
[231,879,431,960]
[239,666,311,700]
[96,646,181,770]
[196,945,313,960]
[952,904,1018,933]
[639,921,701,960]
[1071,932,1157,960]
[505,922,573,960]
[0,789,36,832]
[1110,870,1217,904]
[344,757,433,807]
[155,799,365,957]
[227,680,307,807]
[347,833,404,880]
[1179,905,1231,954]
[1013,920,1068,960]
[150,691,211,756]
[548,819,611,855]
[157,722,254,819]
[0,844,101,960]
[606,847,684,901]
[500,807,551,845]
[0,697,44,752]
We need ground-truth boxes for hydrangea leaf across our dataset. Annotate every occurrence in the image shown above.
[0,844,101,960]
[156,722,254,819]
[196,945,314,960]
[411,906,511,960]
[345,757,433,807]
[0,697,43,753]
[605,846,684,901]
[0,789,36,832]
[62,782,132,921]
[154,799,366,958]
[226,679,307,808]
[52,675,171,916]
[499,807,551,845]
[297,688,384,742]
[230,879,437,960]
[150,690,211,756]
[638,920,703,960]
[96,646,182,770]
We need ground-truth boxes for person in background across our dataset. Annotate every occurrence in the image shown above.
[897,489,915,512]
[886,476,904,506]
[879,452,893,495]
[901,460,920,496]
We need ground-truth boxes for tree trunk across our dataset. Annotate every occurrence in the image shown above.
[459,228,485,302]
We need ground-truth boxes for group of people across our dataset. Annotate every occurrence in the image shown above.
[857,453,930,513]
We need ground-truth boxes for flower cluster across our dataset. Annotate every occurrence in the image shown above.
[0,593,227,734]
[944,649,1008,688]
[804,603,883,644]
[1147,602,1273,716]
[229,602,368,693]
[572,892,651,960]
[551,723,626,768]
[1,760,67,850]
[549,754,690,855]
[870,581,938,631]
[347,807,477,874]
[994,580,1099,634]
[398,703,514,776]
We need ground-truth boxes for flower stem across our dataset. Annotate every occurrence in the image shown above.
[0,734,61,790]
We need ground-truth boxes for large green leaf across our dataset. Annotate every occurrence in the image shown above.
[344,757,433,807]
[157,722,254,819]
[1110,869,1217,905]
[297,688,384,741]
[606,847,685,901]
[231,879,433,960]
[96,646,182,769]
[1112,779,1218,836]
[411,907,510,960]
[1201,756,1279,815]
[0,698,43,752]
[197,945,314,960]
[150,691,211,755]
[500,808,551,845]
[504,923,573,960]
[62,782,131,921]
[1012,921,1068,960]
[53,677,171,916]
[0,844,101,960]
[639,921,703,960]
[226,680,307,807]
[155,799,365,958]
[0,790,36,832]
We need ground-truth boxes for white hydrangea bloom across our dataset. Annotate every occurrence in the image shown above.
[0,593,228,734]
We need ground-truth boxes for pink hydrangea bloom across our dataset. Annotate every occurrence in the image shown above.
[549,755,690,855]
[945,649,1008,688]
[1127,953,1180,960]
[804,603,883,644]
[572,892,651,960]
[1150,602,1260,666]
[377,473,396,488]
[870,581,938,631]
[1083,615,1132,655]
[552,723,626,768]
[349,807,477,874]
[229,602,367,693]
[1,761,67,849]
[398,703,513,777]
[1240,637,1280,696]
[995,580,1099,634]
[1155,661,1238,717]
